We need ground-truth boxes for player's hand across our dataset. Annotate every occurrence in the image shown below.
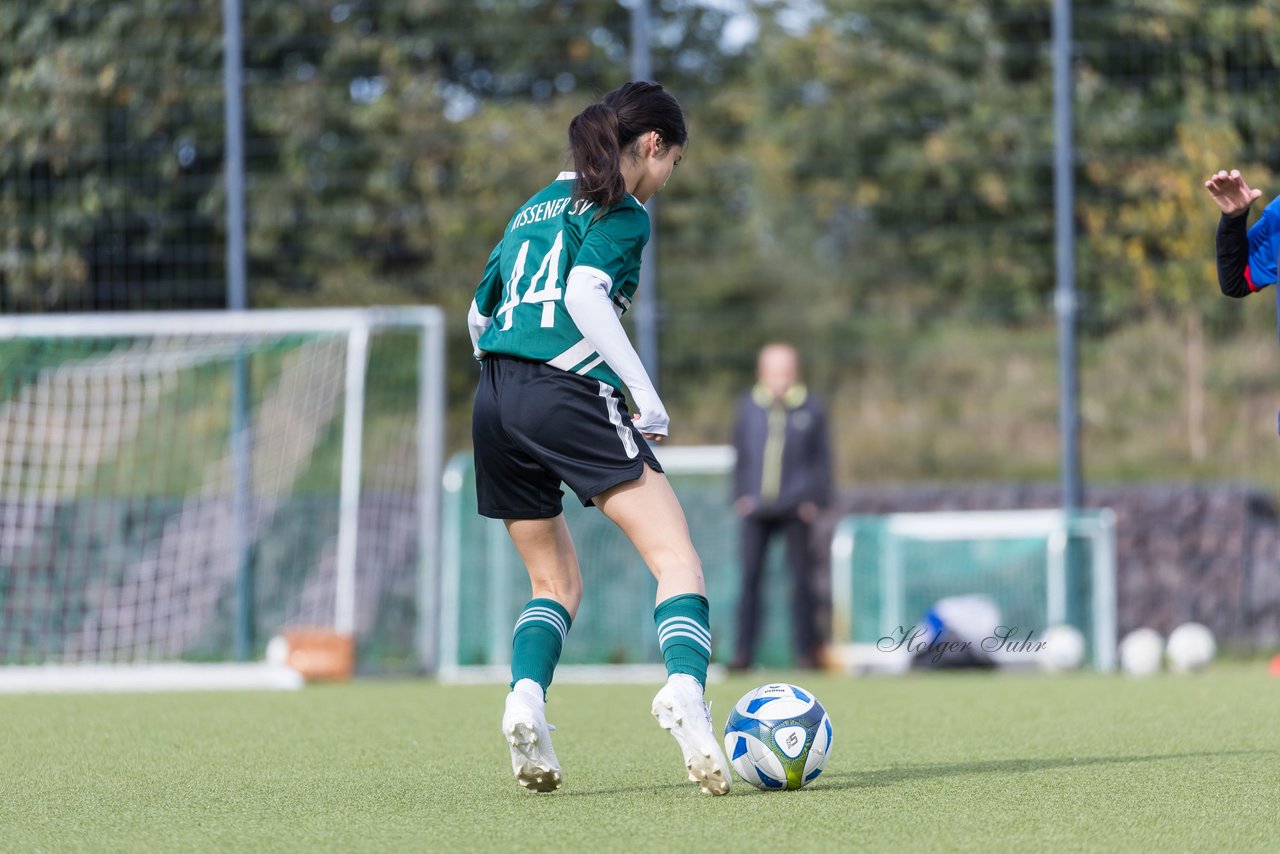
[798,501,820,524]
[633,412,667,442]
[632,402,669,441]
[1204,169,1262,217]
[734,496,757,517]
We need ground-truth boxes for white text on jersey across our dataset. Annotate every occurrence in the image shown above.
[510,197,595,231]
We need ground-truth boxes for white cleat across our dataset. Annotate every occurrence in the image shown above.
[502,691,562,793]
[651,677,731,796]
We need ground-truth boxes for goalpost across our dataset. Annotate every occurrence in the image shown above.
[438,443,1119,679]
[0,308,444,692]
[830,509,1118,672]
[437,445,740,684]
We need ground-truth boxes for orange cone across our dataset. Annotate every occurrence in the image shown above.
[1269,654,1280,677]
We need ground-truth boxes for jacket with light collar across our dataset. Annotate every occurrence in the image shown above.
[732,383,833,516]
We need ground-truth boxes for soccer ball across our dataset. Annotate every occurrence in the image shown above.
[1039,624,1086,673]
[1119,628,1164,677]
[1166,622,1215,674]
[723,683,832,790]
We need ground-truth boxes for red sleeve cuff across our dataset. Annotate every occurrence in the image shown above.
[1245,265,1261,293]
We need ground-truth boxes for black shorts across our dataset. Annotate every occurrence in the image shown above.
[472,355,663,519]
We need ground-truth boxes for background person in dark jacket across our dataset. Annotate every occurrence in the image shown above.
[731,343,834,670]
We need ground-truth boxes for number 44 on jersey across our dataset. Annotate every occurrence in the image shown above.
[498,231,565,331]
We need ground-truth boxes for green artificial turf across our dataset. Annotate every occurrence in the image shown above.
[2,666,1276,852]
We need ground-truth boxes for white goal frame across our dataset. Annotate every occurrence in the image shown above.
[830,509,1118,672]
[0,307,445,692]
[437,444,735,685]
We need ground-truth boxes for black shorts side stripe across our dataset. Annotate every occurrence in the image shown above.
[597,380,640,459]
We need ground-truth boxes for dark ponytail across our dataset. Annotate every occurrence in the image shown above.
[568,103,627,211]
[568,81,687,209]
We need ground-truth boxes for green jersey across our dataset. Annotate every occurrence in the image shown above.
[473,172,650,390]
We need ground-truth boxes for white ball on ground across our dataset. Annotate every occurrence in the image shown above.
[1166,622,1215,674]
[1039,624,1086,672]
[1119,628,1164,677]
[265,634,290,667]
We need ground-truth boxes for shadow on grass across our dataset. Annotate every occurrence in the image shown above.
[557,781,690,798]
[812,749,1270,790]
[557,750,1269,798]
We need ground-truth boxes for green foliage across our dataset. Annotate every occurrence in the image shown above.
[5,1,1280,479]
[0,1,224,309]
[739,1,1056,324]
[1073,0,1280,323]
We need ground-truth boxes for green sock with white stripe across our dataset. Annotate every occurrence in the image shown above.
[654,593,712,688]
[510,598,572,698]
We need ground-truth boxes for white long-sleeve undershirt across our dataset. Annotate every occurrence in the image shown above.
[467,298,491,359]
[563,267,669,437]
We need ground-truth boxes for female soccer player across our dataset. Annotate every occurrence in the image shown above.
[467,81,730,796]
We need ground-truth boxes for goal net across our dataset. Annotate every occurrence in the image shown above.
[0,308,443,691]
[439,445,806,683]
[830,510,1117,672]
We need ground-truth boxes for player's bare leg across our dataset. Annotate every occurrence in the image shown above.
[596,467,731,795]
[594,465,704,604]
[500,515,582,792]
[506,515,583,615]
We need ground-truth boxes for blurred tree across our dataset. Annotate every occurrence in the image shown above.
[1071,1,1280,326]
[237,0,753,309]
[0,0,749,314]
[0,0,225,311]
[739,0,1057,326]
[4,0,1280,474]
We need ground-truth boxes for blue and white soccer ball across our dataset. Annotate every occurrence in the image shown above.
[723,683,832,790]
